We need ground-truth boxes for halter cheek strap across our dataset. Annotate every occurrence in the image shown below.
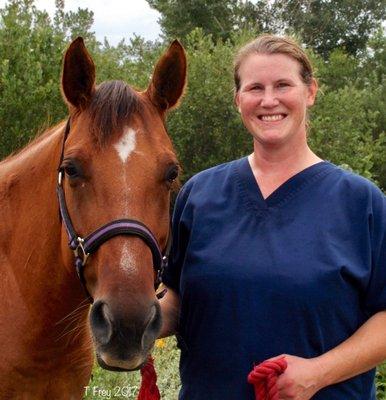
[56,119,170,303]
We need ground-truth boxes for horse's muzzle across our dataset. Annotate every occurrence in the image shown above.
[90,299,161,371]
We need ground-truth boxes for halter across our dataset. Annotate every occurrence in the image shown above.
[56,119,170,302]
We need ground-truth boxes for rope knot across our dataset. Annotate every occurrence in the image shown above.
[248,357,287,400]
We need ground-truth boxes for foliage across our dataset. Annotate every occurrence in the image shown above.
[376,363,386,399]
[273,0,386,59]
[0,0,98,158]
[0,0,66,157]
[147,0,385,59]
[309,85,382,180]
[146,0,273,43]
[147,0,237,42]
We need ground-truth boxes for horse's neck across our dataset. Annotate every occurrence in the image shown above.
[0,124,91,360]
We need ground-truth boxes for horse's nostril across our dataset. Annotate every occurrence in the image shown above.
[90,301,113,345]
[148,303,162,332]
[141,302,162,350]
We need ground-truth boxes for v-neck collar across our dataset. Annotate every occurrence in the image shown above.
[234,156,335,210]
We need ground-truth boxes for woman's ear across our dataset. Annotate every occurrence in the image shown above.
[306,78,318,107]
[234,92,241,113]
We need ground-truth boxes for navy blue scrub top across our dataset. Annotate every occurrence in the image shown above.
[162,157,386,400]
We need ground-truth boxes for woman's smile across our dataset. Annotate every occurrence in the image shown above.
[257,113,287,122]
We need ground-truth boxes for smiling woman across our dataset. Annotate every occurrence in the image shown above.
[158,34,386,400]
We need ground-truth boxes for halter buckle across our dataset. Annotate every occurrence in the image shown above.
[73,237,89,266]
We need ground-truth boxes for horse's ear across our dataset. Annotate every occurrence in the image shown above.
[146,40,187,112]
[61,37,96,110]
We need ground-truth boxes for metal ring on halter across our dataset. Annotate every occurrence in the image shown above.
[73,237,90,267]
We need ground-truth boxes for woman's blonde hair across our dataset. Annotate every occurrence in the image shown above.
[234,34,315,92]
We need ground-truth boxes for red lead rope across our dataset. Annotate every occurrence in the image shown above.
[137,356,160,400]
[137,356,286,400]
[247,357,287,400]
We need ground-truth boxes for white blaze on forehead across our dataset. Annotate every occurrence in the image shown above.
[114,128,137,163]
[114,127,138,271]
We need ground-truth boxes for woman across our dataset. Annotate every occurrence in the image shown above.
[159,35,386,399]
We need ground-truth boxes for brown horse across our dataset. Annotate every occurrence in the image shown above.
[0,37,186,398]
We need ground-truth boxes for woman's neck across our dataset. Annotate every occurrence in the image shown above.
[251,136,322,178]
[248,137,323,199]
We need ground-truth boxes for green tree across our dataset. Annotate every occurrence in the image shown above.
[358,30,386,188]
[146,0,272,43]
[147,0,237,42]
[309,85,383,180]
[273,0,385,58]
[0,0,64,157]
[0,0,98,158]
[148,0,385,58]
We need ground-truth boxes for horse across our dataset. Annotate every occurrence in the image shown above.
[0,37,186,399]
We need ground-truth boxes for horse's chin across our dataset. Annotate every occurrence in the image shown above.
[96,353,145,372]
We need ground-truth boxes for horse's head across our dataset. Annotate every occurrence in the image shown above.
[59,37,186,371]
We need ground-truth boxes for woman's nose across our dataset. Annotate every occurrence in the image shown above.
[260,89,279,108]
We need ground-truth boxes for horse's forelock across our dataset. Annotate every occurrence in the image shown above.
[88,80,142,145]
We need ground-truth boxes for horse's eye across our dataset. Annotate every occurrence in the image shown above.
[63,162,81,179]
[165,164,179,183]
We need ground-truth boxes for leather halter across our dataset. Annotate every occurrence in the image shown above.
[56,119,170,302]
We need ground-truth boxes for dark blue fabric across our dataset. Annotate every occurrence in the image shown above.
[162,157,386,400]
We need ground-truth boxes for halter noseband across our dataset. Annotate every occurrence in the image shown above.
[56,119,170,302]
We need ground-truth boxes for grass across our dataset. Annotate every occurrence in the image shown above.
[83,337,180,400]
[84,338,386,399]
[376,363,386,399]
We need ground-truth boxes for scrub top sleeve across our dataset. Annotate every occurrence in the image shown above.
[162,180,194,294]
[363,187,386,315]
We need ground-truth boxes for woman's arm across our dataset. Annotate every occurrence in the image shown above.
[274,310,386,399]
[317,310,386,386]
[158,286,181,338]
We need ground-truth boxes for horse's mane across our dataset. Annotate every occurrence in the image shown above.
[88,80,142,145]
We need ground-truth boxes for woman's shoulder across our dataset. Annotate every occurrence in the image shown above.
[182,157,244,191]
[174,158,245,210]
[324,162,385,210]
[328,163,383,193]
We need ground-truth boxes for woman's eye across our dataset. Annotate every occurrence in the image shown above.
[278,82,289,88]
[165,165,179,183]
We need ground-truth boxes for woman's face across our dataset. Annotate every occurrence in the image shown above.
[235,53,317,148]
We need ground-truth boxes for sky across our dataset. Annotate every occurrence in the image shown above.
[0,0,162,45]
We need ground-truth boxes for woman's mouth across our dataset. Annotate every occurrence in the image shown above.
[258,114,287,122]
